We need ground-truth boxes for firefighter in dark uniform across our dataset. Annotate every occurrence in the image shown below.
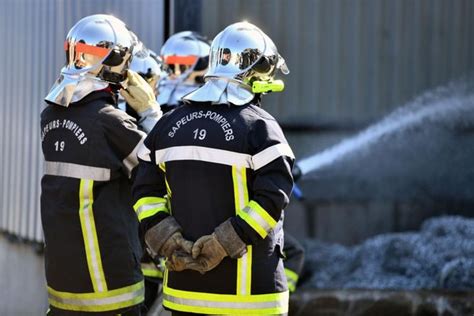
[132,22,294,315]
[158,29,305,298]
[41,15,161,315]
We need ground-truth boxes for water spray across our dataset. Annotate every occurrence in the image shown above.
[294,83,474,179]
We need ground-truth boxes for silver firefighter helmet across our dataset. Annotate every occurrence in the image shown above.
[184,21,289,106]
[158,31,210,106]
[45,14,136,107]
[129,47,162,95]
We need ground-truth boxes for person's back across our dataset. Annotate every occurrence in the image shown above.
[41,91,145,302]
[40,14,162,315]
[133,22,294,315]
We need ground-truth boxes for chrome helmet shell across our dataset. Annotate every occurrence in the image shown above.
[45,14,136,107]
[184,22,288,106]
[158,31,210,106]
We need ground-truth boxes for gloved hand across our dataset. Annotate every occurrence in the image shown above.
[144,216,193,260]
[191,233,228,272]
[120,70,159,114]
[166,250,205,273]
[190,219,247,273]
[160,232,193,258]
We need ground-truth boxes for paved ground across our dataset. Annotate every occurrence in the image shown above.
[0,234,48,315]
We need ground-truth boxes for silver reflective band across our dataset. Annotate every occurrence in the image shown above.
[123,136,145,177]
[154,144,293,170]
[155,146,252,168]
[163,294,287,310]
[44,161,111,181]
[252,143,295,170]
[243,206,273,234]
[135,202,167,217]
[48,286,144,308]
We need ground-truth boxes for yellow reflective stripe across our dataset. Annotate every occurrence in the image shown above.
[240,167,249,207]
[158,163,172,210]
[237,200,277,239]
[141,262,163,278]
[237,210,267,238]
[237,245,252,294]
[133,197,167,210]
[158,162,166,173]
[232,166,252,295]
[133,196,169,222]
[162,285,288,314]
[137,205,168,222]
[142,268,163,278]
[284,268,298,293]
[79,179,107,293]
[47,281,144,312]
[248,200,277,228]
[231,166,241,213]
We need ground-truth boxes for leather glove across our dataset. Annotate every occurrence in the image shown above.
[166,250,205,273]
[160,231,193,258]
[191,220,247,273]
[191,233,228,272]
[120,70,159,114]
[144,216,193,260]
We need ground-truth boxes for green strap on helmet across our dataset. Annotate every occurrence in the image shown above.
[251,80,285,93]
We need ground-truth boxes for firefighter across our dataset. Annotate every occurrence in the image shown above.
[157,31,210,113]
[41,14,161,315]
[132,22,294,315]
[158,29,305,296]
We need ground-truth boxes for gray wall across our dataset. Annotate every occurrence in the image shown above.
[1,0,474,243]
[0,0,165,242]
[200,0,474,126]
[199,0,474,243]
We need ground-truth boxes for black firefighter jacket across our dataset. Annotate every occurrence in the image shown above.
[40,91,146,313]
[132,100,295,315]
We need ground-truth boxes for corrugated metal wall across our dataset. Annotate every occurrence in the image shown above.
[0,0,164,242]
[200,0,474,125]
[2,0,474,243]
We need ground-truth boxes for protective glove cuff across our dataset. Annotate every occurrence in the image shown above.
[214,219,247,259]
[144,216,181,259]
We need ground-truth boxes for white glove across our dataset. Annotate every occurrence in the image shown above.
[120,70,160,114]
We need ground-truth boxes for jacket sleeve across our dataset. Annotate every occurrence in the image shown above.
[231,117,295,244]
[131,125,170,233]
[99,105,147,178]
